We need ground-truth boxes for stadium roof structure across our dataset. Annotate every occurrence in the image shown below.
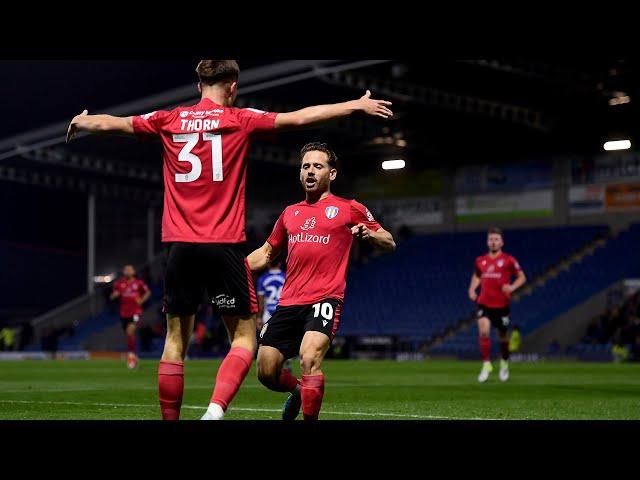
[1,58,638,202]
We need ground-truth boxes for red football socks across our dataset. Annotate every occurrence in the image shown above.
[158,360,184,420]
[210,347,254,411]
[127,334,136,354]
[301,373,325,421]
[279,367,300,393]
[479,336,491,362]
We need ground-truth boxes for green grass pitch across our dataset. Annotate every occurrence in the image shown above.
[1,359,639,420]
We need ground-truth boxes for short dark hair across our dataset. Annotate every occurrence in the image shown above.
[196,60,239,86]
[300,142,338,168]
[488,227,503,237]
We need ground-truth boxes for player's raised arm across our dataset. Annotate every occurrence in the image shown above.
[351,224,396,252]
[247,242,276,272]
[66,109,134,143]
[273,90,393,131]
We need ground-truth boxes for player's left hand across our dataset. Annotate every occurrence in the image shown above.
[136,298,144,305]
[351,223,371,240]
[66,109,88,143]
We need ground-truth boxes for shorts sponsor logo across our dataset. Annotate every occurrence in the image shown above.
[300,217,316,231]
[322,319,329,327]
[477,309,484,317]
[502,316,510,326]
[214,294,236,309]
[325,206,339,219]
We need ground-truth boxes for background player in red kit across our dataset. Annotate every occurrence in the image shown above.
[66,60,393,420]
[248,142,396,420]
[110,264,150,369]
[468,228,526,383]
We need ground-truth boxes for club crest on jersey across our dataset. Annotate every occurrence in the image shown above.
[325,206,339,219]
[300,217,316,231]
[497,259,504,268]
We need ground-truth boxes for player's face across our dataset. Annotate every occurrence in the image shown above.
[487,234,503,253]
[300,151,336,194]
[123,265,135,279]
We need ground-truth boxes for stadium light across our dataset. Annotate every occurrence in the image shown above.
[608,96,631,106]
[93,273,116,284]
[382,159,405,170]
[603,140,631,151]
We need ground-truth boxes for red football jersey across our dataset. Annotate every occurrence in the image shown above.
[132,98,278,243]
[113,278,149,318]
[267,194,382,306]
[474,252,522,308]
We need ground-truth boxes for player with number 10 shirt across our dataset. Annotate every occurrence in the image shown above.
[248,142,396,421]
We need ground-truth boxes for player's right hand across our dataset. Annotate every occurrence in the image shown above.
[358,90,393,119]
[66,109,88,143]
[468,290,477,302]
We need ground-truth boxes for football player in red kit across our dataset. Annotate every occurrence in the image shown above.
[468,228,526,383]
[248,142,396,420]
[110,264,151,369]
[66,60,393,420]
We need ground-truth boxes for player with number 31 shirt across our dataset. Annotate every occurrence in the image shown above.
[65,60,394,421]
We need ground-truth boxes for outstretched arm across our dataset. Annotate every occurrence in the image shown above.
[351,225,396,252]
[66,109,134,143]
[274,90,393,131]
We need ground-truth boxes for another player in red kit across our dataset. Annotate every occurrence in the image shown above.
[468,228,526,383]
[110,264,151,369]
[66,60,393,420]
[248,143,396,420]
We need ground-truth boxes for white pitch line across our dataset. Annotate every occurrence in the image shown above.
[0,399,498,420]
